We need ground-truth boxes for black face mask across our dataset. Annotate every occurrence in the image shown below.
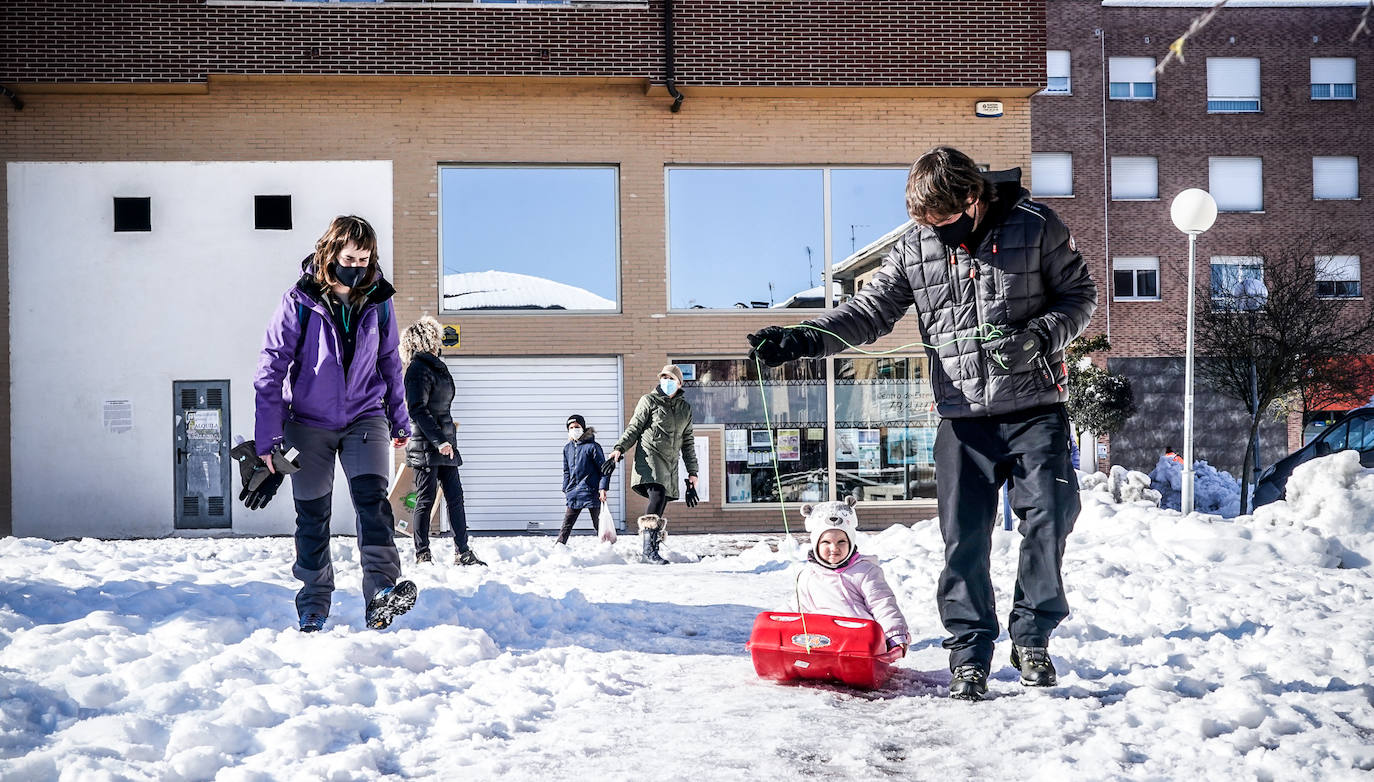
[331,263,368,289]
[933,211,976,248]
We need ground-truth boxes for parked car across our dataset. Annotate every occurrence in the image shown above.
[1254,407,1374,506]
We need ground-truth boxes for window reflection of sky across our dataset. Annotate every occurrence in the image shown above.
[668,167,909,310]
[441,167,618,309]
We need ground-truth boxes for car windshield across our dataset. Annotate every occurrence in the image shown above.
[1351,415,1374,451]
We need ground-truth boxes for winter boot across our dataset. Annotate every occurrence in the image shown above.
[949,663,989,701]
[1010,644,1058,687]
[298,613,327,633]
[455,549,487,566]
[637,514,669,565]
[415,550,432,564]
[365,579,418,630]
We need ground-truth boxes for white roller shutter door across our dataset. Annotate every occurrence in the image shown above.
[447,356,624,532]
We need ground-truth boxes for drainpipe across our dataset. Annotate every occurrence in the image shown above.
[1097,27,1110,342]
[664,0,684,112]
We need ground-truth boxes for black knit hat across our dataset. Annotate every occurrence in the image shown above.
[567,414,586,430]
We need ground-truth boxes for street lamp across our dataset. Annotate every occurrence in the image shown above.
[1170,188,1218,515]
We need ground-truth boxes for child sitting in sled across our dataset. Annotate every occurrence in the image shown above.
[794,496,910,657]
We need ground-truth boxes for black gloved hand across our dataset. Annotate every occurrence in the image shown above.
[684,483,699,508]
[230,440,302,510]
[600,457,617,477]
[984,329,1044,375]
[747,325,823,367]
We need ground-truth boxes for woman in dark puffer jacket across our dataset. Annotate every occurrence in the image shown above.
[401,316,485,567]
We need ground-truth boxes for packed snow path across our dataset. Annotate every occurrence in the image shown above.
[3,455,1374,781]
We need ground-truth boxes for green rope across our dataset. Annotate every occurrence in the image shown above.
[785,322,1009,367]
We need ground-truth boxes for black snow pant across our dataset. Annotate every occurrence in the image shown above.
[934,403,1080,671]
[411,464,469,556]
[285,415,401,619]
[557,505,602,544]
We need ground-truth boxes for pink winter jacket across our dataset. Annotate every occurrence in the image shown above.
[794,555,910,647]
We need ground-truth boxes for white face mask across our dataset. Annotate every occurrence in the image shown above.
[659,378,679,396]
[568,427,583,440]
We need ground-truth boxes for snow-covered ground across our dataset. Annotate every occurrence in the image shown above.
[3,453,1373,781]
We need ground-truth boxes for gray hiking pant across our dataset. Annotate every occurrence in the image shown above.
[285,415,401,618]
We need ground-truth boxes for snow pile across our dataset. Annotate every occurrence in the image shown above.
[1,465,1373,780]
[1078,465,1162,506]
[1149,455,1242,518]
[1253,450,1374,567]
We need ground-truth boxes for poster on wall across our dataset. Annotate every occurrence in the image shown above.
[728,473,752,503]
[750,429,772,449]
[677,436,710,502]
[806,428,824,441]
[725,429,748,461]
[777,429,801,461]
[835,428,859,462]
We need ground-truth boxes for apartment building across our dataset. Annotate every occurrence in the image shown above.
[1,0,1044,538]
[1032,0,1374,473]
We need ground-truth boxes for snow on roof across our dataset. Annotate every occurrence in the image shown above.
[443,270,615,311]
[831,220,914,278]
[772,283,841,309]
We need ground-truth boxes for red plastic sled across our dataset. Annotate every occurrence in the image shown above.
[746,611,901,690]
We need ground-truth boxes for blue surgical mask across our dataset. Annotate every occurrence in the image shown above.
[659,378,679,396]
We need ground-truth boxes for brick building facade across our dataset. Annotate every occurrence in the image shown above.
[1,1,1044,538]
[1032,0,1374,475]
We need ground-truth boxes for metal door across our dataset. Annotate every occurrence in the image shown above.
[174,380,232,529]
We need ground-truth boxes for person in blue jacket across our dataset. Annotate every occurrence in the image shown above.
[559,414,610,544]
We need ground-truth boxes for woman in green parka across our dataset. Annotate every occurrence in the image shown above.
[605,364,699,564]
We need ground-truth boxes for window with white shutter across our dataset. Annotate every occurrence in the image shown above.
[1207,57,1261,112]
[1111,157,1158,200]
[1044,50,1071,95]
[1031,153,1073,197]
[1113,257,1160,301]
[1313,156,1359,200]
[1316,255,1361,299]
[1209,157,1263,212]
[1310,57,1356,100]
[1109,57,1156,100]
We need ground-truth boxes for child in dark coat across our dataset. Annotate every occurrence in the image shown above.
[560,414,611,544]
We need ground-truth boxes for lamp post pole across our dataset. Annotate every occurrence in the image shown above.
[1170,188,1217,516]
[1182,231,1198,515]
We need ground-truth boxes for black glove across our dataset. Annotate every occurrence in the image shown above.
[230,439,302,510]
[684,483,699,508]
[983,329,1044,375]
[747,325,823,367]
[600,456,618,477]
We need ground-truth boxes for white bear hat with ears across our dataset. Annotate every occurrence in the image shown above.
[802,495,860,555]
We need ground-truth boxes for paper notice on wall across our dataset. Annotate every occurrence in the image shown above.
[186,409,222,441]
[103,400,133,434]
[678,436,710,502]
[728,473,752,503]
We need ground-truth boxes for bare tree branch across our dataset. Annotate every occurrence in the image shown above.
[1155,0,1229,76]
[1353,0,1374,41]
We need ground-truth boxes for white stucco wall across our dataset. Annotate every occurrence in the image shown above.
[8,161,393,539]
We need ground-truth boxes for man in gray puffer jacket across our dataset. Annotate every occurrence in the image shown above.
[749,146,1096,701]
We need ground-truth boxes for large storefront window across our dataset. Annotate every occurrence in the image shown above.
[835,356,937,501]
[675,358,829,505]
[666,167,908,310]
[439,165,619,312]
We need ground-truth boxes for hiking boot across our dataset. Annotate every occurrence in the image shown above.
[415,550,432,564]
[1010,644,1058,687]
[949,663,989,701]
[455,549,487,566]
[365,580,418,630]
[298,613,327,633]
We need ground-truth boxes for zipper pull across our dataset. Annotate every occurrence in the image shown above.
[969,267,977,280]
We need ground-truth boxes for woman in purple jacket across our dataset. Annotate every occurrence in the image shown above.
[253,215,416,633]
